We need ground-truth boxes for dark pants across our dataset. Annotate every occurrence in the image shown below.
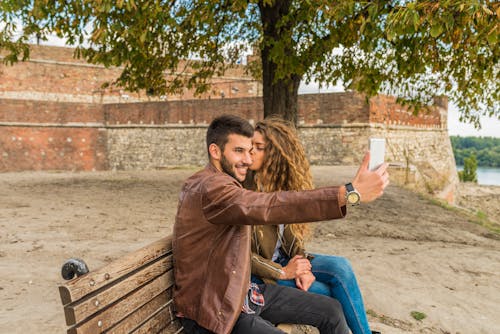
[181,284,349,334]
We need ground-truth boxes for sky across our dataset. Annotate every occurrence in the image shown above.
[446,105,500,138]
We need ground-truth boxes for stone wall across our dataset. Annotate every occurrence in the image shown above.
[101,123,458,202]
[299,124,457,202]
[107,126,208,170]
[0,93,457,201]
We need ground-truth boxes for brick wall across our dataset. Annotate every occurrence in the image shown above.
[369,95,446,127]
[0,126,108,171]
[0,45,260,103]
[0,93,446,172]
[104,98,263,126]
[0,44,456,201]
[0,99,105,123]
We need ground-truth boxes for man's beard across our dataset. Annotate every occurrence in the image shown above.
[220,154,239,181]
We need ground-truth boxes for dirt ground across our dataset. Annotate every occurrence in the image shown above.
[1,166,499,334]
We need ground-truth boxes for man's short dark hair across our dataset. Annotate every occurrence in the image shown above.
[206,115,254,153]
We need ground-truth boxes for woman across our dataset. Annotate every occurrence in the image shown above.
[247,117,379,334]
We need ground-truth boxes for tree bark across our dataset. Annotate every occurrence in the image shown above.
[261,56,301,124]
[259,0,301,125]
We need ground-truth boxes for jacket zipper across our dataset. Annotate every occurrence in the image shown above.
[252,254,283,274]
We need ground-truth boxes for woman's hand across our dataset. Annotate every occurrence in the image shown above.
[295,271,316,291]
[280,255,312,279]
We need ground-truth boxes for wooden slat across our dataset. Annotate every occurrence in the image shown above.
[68,270,175,334]
[106,290,173,334]
[132,304,181,334]
[60,236,172,305]
[158,324,184,334]
[277,323,293,334]
[64,255,173,325]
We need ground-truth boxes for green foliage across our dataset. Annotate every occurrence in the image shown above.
[410,311,427,321]
[476,210,487,220]
[458,154,478,183]
[472,210,500,235]
[451,136,500,167]
[1,1,499,124]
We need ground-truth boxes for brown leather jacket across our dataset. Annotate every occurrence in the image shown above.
[251,224,306,284]
[173,163,346,334]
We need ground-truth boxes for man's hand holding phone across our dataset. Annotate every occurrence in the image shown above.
[351,149,390,203]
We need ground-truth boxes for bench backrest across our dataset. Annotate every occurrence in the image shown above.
[58,235,182,334]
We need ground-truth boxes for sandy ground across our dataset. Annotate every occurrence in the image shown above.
[1,166,499,334]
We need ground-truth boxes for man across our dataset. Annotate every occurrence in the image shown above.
[173,115,389,334]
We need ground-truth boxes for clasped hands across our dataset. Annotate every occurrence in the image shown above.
[280,255,315,292]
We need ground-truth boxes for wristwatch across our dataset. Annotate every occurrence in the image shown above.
[345,183,360,206]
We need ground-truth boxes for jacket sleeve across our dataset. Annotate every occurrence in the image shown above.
[282,225,307,258]
[201,174,346,226]
[251,253,283,281]
[290,239,307,258]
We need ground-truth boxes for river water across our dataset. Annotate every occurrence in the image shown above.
[457,166,500,186]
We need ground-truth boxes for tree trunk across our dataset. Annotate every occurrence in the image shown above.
[259,0,301,125]
[261,57,301,124]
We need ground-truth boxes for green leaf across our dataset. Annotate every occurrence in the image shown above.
[386,30,395,41]
[430,24,443,38]
[486,31,497,45]
[139,30,147,43]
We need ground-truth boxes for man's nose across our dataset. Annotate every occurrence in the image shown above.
[243,151,253,165]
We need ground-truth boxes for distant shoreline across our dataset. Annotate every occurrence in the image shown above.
[456,166,500,186]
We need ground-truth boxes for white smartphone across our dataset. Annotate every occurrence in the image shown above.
[369,138,385,171]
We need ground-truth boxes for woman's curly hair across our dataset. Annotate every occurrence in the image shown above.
[253,116,314,239]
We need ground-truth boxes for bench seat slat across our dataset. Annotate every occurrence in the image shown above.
[106,290,173,334]
[60,236,173,305]
[65,255,173,326]
[132,301,179,334]
[67,270,175,334]
[159,324,184,334]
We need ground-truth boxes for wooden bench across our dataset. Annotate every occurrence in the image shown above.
[58,234,295,334]
[58,235,182,334]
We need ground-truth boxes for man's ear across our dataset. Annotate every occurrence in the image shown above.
[208,143,222,161]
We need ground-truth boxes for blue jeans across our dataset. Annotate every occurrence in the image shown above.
[253,253,371,334]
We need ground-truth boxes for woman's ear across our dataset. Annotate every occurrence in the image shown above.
[208,143,222,161]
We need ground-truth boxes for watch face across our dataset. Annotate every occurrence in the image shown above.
[347,192,360,204]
